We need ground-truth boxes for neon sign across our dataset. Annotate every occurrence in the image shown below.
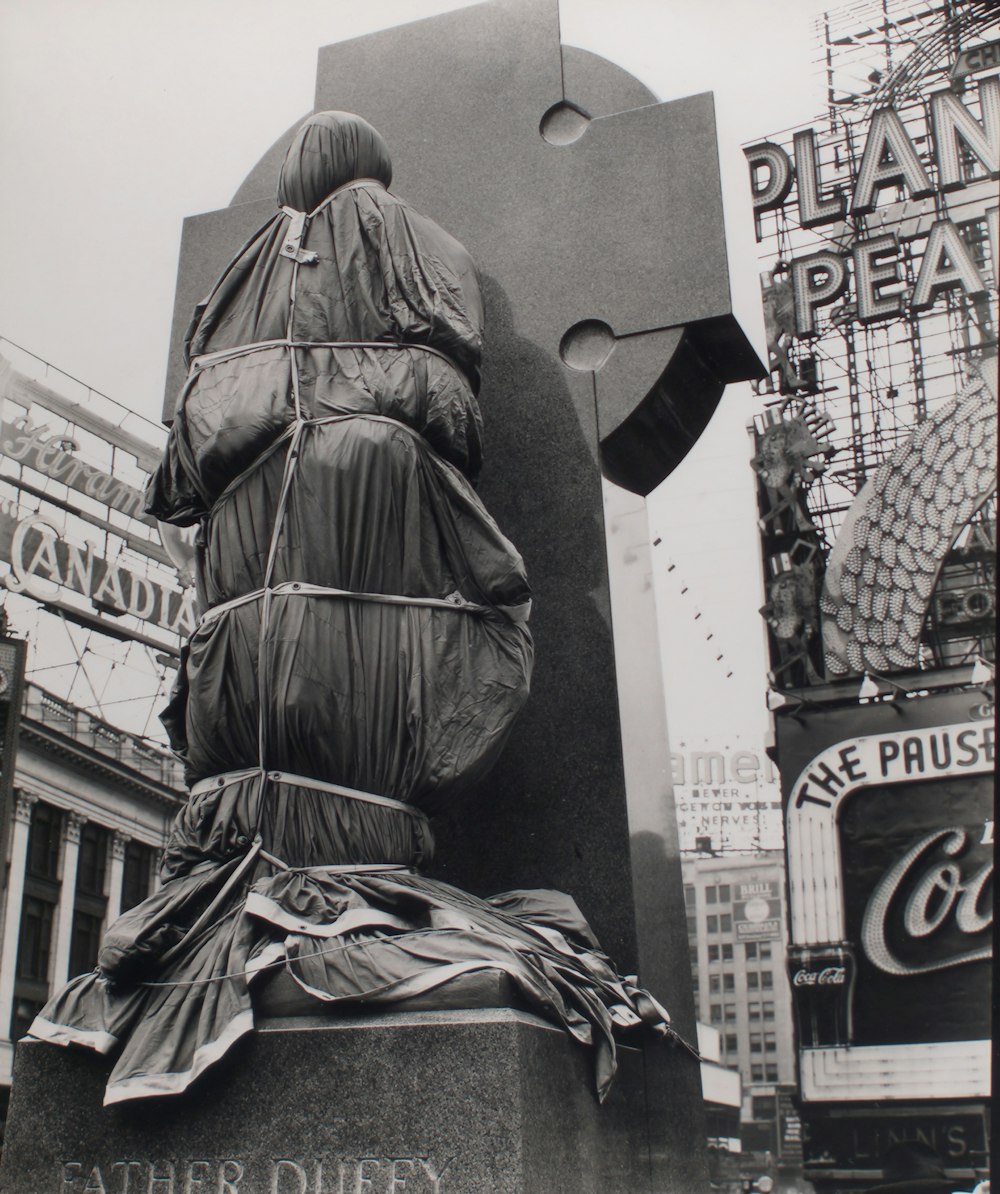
[745,78,999,334]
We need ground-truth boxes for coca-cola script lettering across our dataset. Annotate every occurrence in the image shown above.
[793,966,846,986]
[861,827,993,976]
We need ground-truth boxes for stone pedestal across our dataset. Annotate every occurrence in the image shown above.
[0,1009,665,1194]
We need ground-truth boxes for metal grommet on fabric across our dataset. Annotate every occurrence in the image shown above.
[236,835,250,848]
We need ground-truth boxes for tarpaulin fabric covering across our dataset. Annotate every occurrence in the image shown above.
[30,112,673,1105]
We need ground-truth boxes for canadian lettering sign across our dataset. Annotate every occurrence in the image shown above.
[0,501,195,641]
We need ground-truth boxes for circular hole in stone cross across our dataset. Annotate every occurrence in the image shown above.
[559,320,616,371]
[539,101,591,145]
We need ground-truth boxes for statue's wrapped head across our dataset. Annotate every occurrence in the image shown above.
[277,110,393,212]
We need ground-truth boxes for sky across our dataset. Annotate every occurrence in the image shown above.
[0,0,835,753]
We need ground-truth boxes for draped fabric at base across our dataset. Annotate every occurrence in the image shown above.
[29,112,677,1105]
[33,845,671,1104]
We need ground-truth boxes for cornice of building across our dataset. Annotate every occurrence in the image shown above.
[17,717,185,811]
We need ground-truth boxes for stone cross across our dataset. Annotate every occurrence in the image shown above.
[162,2,763,1187]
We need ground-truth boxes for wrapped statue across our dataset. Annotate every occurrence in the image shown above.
[29,111,673,1105]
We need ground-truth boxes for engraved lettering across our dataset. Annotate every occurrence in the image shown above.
[217,1161,244,1193]
[416,1157,454,1193]
[63,1164,84,1189]
[270,1160,307,1194]
[111,1161,145,1192]
[354,1159,380,1194]
[389,1158,414,1192]
[82,1165,108,1194]
[183,1161,212,1193]
[148,1161,176,1194]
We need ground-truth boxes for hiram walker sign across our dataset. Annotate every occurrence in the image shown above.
[0,500,195,639]
[778,693,993,1103]
[1,415,148,522]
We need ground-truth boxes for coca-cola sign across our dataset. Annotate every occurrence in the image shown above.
[840,777,990,1047]
[793,966,846,986]
[862,823,992,976]
[779,693,994,1076]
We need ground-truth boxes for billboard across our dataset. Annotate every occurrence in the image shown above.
[733,879,782,941]
[0,355,193,657]
[671,744,784,853]
[778,690,993,1104]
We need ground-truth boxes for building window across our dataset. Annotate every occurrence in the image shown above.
[750,1033,763,1053]
[710,1004,722,1024]
[691,974,699,992]
[719,913,732,932]
[70,823,109,978]
[718,884,731,904]
[121,841,156,912]
[14,802,63,1039]
[76,822,108,898]
[724,1003,737,1023]
[706,886,717,904]
[684,885,696,908]
[764,1032,777,1053]
[710,975,721,993]
[752,1095,776,1120]
[748,1002,761,1021]
[766,1064,779,1082]
[708,944,719,962]
[16,895,55,984]
[27,801,62,880]
[763,1000,775,1020]
[751,1065,764,1082]
[69,911,105,979]
[722,973,735,992]
[706,914,718,933]
[745,942,758,959]
[747,972,760,990]
[721,943,733,962]
[761,971,774,990]
[686,915,697,937]
[759,942,773,960]
[724,1033,738,1054]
